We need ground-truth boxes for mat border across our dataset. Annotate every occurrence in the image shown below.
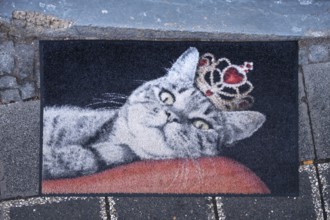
[38,40,299,197]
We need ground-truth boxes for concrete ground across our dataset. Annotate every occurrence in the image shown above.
[1,1,330,219]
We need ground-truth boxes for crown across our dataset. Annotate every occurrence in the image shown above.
[195,53,254,111]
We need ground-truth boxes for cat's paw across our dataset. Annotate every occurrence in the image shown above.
[43,145,99,179]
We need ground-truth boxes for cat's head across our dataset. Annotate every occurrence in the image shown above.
[122,47,266,160]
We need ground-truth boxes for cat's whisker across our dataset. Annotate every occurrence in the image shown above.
[183,158,190,188]
[85,102,107,107]
[86,101,122,108]
[103,100,126,105]
[90,98,116,103]
[182,144,204,188]
[180,163,186,187]
[174,157,184,189]
[88,99,108,104]
[103,94,128,99]
[103,97,125,102]
[133,79,147,85]
[92,97,123,102]
[165,160,183,190]
[181,159,187,188]
[103,92,128,96]
[184,145,204,185]
[87,93,127,108]
[90,98,104,101]
[190,157,204,186]
[89,99,125,105]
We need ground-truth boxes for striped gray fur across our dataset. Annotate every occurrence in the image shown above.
[42,47,266,179]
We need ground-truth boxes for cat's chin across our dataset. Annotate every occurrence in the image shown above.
[161,123,191,152]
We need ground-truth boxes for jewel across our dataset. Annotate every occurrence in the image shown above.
[239,100,249,109]
[205,90,213,96]
[223,67,244,84]
[198,58,208,66]
[246,63,252,68]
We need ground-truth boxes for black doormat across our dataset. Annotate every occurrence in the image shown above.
[40,40,298,196]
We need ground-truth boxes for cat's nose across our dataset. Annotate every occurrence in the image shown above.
[165,110,180,123]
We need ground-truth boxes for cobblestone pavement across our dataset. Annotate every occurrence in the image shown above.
[1,5,330,220]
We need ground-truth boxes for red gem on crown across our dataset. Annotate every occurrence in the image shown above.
[198,58,208,67]
[223,67,244,84]
[205,90,213,96]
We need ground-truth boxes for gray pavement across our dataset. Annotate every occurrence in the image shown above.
[0,165,324,219]
[1,0,330,37]
[299,69,315,161]
[113,197,214,220]
[0,197,105,220]
[318,163,330,219]
[219,165,323,220]
[303,62,330,160]
[0,101,40,200]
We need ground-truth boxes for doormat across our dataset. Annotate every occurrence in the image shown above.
[40,41,298,196]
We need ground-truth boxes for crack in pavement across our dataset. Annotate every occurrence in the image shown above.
[0,160,6,199]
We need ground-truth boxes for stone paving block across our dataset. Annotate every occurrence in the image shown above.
[15,43,34,79]
[19,82,36,100]
[303,62,330,159]
[298,70,314,161]
[0,76,18,89]
[32,40,41,89]
[0,101,40,199]
[309,44,329,63]
[34,59,41,90]
[299,47,309,65]
[0,41,15,75]
[0,197,104,220]
[318,163,330,218]
[0,32,7,42]
[0,89,21,104]
[112,197,215,220]
[219,165,322,220]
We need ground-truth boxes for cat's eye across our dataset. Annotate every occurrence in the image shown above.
[192,118,211,130]
[159,89,175,105]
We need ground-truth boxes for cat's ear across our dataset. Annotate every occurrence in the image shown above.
[167,47,199,83]
[222,111,266,145]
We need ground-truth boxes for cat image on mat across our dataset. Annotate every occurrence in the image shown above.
[42,47,266,180]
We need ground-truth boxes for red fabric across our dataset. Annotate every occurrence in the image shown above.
[42,157,270,194]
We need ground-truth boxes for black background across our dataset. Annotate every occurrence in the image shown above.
[41,40,298,195]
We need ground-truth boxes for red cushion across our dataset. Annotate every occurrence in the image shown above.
[42,157,270,194]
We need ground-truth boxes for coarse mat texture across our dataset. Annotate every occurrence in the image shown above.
[40,40,298,196]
